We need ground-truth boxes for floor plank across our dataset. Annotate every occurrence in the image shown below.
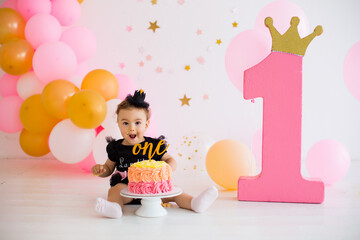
[0,158,359,240]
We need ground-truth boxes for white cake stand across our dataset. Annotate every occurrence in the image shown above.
[120,187,182,218]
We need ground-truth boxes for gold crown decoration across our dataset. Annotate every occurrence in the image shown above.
[265,16,323,56]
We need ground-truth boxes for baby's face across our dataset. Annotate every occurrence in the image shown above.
[117,108,149,145]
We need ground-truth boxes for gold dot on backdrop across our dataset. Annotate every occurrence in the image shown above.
[175,132,214,176]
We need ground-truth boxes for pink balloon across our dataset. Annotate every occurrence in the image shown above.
[146,119,158,138]
[114,74,137,100]
[225,29,271,92]
[33,41,77,84]
[60,26,97,63]
[306,139,351,186]
[254,0,309,38]
[0,96,23,133]
[251,128,262,167]
[0,73,19,97]
[343,41,360,102]
[17,0,51,21]
[51,0,81,26]
[25,14,62,49]
[1,0,17,10]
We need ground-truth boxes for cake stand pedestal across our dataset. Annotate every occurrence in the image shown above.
[120,187,182,218]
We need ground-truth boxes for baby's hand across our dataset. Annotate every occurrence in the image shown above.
[91,164,106,176]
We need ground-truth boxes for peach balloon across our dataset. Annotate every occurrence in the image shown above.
[0,8,25,44]
[0,39,34,75]
[206,139,255,190]
[68,90,107,129]
[19,128,50,157]
[81,69,119,101]
[42,79,79,119]
[20,94,60,133]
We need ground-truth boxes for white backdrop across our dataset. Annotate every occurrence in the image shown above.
[0,0,359,161]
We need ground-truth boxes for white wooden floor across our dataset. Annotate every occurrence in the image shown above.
[0,158,359,240]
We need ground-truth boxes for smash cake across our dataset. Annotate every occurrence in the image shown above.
[128,160,173,194]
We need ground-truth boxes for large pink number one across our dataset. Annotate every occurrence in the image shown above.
[238,51,325,203]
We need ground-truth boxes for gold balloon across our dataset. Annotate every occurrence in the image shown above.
[19,129,50,157]
[0,8,25,44]
[42,80,80,119]
[68,90,107,129]
[0,39,34,75]
[77,0,84,3]
[20,94,60,133]
[81,69,119,101]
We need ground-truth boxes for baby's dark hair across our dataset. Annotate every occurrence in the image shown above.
[116,89,151,119]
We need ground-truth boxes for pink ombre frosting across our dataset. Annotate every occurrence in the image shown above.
[128,180,173,194]
[128,160,173,194]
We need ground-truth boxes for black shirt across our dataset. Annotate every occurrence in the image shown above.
[106,136,167,173]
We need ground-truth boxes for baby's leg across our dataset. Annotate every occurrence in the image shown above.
[95,183,132,218]
[163,192,193,210]
[163,186,218,213]
[107,183,133,207]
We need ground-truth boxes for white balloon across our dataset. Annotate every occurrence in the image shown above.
[17,71,45,100]
[93,127,122,164]
[49,119,96,164]
[101,99,121,130]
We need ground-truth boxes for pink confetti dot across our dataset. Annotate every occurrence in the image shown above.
[119,63,125,69]
[139,61,145,67]
[146,55,152,61]
[126,26,133,32]
[197,56,205,64]
[156,67,163,73]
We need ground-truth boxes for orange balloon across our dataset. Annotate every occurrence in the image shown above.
[20,94,60,133]
[205,139,256,190]
[19,128,50,157]
[0,39,34,75]
[0,8,25,44]
[81,69,119,101]
[42,80,80,119]
[68,90,107,129]
[77,0,84,3]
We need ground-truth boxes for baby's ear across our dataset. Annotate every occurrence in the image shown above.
[146,119,150,128]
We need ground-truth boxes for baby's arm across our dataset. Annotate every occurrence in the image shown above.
[161,153,177,171]
[91,159,116,177]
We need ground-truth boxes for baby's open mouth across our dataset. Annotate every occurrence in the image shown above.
[129,134,136,140]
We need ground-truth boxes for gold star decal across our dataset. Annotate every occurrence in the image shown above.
[179,94,191,106]
[216,39,222,45]
[148,21,160,32]
[184,65,191,71]
[232,22,238,28]
[151,0,157,5]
